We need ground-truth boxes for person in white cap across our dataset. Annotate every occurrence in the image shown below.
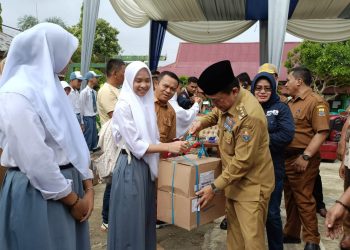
[80,71,101,152]
[68,71,85,131]
[60,80,71,95]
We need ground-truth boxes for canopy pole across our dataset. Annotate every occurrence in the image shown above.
[149,21,168,71]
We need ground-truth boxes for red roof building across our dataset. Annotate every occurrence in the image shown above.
[159,42,300,81]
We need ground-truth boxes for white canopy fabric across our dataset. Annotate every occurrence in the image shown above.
[268,0,290,72]
[287,19,350,42]
[167,21,255,44]
[107,0,350,72]
[110,0,350,43]
[80,0,100,90]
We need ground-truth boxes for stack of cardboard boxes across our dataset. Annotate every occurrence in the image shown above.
[157,154,225,230]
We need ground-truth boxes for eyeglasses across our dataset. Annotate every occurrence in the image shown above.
[254,86,272,92]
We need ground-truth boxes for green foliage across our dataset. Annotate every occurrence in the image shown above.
[179,75,188,86]
[16,4,122,67]
[285,41,350,94]
[17,15,67,31]
[68,4,121,63]
[69,18,121,63]
[44,17,67,30]
[17,15,39,31]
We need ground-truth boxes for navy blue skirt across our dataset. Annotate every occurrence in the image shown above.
[0,167,90,250]
[107,154,156,250]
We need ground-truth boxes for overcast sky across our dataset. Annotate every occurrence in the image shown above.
[1,0,301,65]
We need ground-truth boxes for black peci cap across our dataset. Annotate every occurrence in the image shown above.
[198,60,237,95]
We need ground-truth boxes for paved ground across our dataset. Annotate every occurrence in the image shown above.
[90,161,344,250]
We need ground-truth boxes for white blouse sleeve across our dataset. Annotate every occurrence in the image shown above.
[111,101,149,159]
[178,102,199,124]
[0,94,72,200]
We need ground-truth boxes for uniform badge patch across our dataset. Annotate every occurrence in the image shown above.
[236,105,247,120]
[318,107,325,116]
[242,130,251,142]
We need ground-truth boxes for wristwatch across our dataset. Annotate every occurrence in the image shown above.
[302,153,311,161]
[210,183,220,194]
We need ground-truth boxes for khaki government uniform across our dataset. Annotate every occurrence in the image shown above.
[200,89,274,249]
[284,88,329,244]
[154,98,176,143]
[97,83,120,125]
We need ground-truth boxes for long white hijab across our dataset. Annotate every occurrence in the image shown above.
[0,23,92,179]
[115,61,160,179]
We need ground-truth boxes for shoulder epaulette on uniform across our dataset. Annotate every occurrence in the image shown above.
[310,92,326,102]
[236,105,247,120]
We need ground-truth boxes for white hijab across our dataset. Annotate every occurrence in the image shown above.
[115,61,160,179]
[0,23,92,179]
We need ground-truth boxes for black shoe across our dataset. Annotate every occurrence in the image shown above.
[156,220,168,229]
[283,235,301,244]
[304,242,320,250]
[92,146,101,152]
[220,218,227,230]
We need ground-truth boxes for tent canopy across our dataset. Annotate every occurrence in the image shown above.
[81,0,350,77]
[109,0,350,43]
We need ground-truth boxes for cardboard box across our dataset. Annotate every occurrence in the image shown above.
[158,154,222,197]
[157,189,226,231]
[157,155,224,230]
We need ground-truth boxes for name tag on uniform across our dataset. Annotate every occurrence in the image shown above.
[224,131,232,144]
[224,116,235,131]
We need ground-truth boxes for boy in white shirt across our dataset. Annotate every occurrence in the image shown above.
[81,71,101,152]
[68,71,85,130]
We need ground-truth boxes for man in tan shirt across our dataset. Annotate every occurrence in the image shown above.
[283,67,329,250]
[191,60,274,249]
[97,59,126,125]
[154,71,178,143]
[97,58,125,231]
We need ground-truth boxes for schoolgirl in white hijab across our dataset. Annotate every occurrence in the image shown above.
[108,61,187,250]
[0,23,93,250]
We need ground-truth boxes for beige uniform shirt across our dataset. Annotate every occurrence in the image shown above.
[97,83,120,125]
[287,88,329,149]
[154,98,176,143]
[199,89,274,201]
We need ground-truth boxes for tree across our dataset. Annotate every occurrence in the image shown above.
[44,17,67,30]
[17,15,67,31]
[17,15,39,31]
[68,13,122,63]
[285,41,350,99]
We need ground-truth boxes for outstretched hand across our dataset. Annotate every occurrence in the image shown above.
[325,203,347,239]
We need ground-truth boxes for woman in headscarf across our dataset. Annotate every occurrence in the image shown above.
[251,72,295,250]
[0,23,93,250]
[108,61,188,250]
